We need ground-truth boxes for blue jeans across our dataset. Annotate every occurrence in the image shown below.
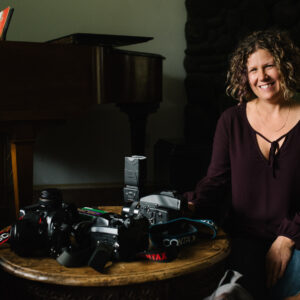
[270,249,300,300]
[226,238,300,300]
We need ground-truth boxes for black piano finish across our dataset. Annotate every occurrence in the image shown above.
[0,37,163,224]
[0,40,163,119]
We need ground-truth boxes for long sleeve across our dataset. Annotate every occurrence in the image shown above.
[277,212,300,247]
[185,103,300,248]
[184,111,232,219]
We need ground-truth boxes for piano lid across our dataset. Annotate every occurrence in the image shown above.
[47,33,153,47]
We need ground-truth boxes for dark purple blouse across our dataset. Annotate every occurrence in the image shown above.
[185,103,300,248]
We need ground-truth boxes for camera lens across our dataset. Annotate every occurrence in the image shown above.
[10,219,45,256]
[38,188,62,208]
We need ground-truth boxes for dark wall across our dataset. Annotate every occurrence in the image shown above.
[155,0,300,192]
[184,0,300,143]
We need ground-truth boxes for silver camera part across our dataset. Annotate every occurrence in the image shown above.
[139,194,181,211]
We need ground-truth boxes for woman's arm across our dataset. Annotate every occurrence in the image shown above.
[185,110,232,219]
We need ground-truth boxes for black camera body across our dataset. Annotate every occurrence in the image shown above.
[87,212,149,271]
[10,189,79,257]
[57,212,150,271]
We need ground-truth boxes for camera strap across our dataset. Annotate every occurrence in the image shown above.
[136,246,179,262]
[150,217,217,245]
[0,227,11,246]
[137,217,217,262]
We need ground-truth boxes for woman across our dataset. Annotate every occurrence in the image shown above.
[185,30,300,299]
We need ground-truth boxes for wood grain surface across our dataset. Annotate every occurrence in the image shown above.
[0,206,230,288]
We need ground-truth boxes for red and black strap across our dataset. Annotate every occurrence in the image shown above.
[0,226,11,246]
[136,246,178,262]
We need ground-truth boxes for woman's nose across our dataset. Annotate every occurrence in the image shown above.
[258,68,268,80]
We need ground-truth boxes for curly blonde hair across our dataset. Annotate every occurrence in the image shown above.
[226,30,300,102]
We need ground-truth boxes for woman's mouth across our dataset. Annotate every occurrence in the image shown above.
[259,82,275,89]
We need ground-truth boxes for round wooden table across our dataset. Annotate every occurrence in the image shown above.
[0,206,230,300]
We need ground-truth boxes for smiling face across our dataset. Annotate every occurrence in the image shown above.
[247,49,283,103]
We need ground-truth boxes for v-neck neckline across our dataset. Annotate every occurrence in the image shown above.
[243,102,300,163]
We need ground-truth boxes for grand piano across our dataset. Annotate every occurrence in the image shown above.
[0,34,163,225]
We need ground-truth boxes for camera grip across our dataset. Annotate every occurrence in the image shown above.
[87,243,113,272]
[56,246,92,267]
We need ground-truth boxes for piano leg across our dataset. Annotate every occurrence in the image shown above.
[118,103,160,155]
[4,123,36,218]
[10,139,35,217]
[0,134,15,227]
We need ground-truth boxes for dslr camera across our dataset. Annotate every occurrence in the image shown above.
[9,188,79,257]
[88,213,149,271]
[57,212,149,272]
